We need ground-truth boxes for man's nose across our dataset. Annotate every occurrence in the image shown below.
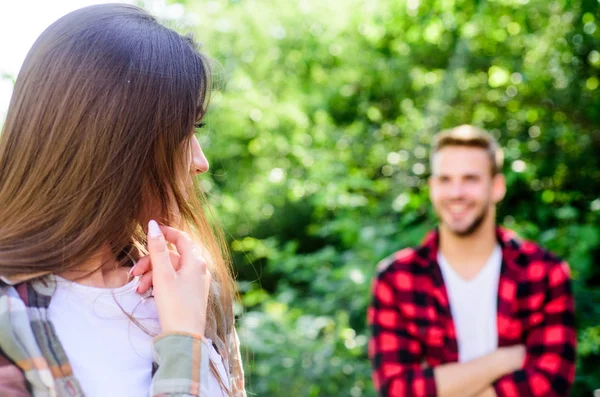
[448,182,465,198]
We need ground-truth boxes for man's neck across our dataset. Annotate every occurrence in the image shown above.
[438,222,499,280]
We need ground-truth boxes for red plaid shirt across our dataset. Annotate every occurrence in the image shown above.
[368,227,576,397]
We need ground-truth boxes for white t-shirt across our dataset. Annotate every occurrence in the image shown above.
[47,275,228,397]
[437,245,502,363]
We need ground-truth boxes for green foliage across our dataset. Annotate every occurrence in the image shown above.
[164,0,600,394]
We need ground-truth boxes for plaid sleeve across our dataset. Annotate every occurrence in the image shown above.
[151,332,211,397]
[368,269,437,397]
[493,261,576,397]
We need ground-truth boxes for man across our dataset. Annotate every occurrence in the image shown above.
[368,125,576,397]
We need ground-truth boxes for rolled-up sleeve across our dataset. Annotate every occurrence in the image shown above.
[151,332,211,397]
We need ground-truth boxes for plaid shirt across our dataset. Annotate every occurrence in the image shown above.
[0,275,245,397]
[368,227,576,397]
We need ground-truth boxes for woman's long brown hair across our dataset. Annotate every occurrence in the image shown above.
[0,4,239,393]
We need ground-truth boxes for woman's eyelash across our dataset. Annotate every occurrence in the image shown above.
[195,122,206,129]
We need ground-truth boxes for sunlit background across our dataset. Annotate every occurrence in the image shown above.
[0,0,184,120]
[1,0,599,395]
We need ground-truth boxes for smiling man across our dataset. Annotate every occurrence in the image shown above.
[368,125,576,397]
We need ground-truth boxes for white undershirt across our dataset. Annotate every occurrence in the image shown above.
[47,275,228,397]
[437,245,502,363]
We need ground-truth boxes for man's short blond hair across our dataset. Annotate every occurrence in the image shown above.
[430,125,504,175]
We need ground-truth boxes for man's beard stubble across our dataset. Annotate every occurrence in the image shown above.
[447,204,489,237]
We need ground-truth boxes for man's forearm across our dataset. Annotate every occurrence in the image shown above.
[433,350,510,397]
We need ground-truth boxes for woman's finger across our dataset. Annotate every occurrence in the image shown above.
[159,225,207,272]
[132,251,181,278]
[147,220,176,285]
[135,252,182,294]
[137,271,153,293]
[131,255,151,277]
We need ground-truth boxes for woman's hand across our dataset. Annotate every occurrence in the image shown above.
[132,251,180,295]
[134,220,211,336]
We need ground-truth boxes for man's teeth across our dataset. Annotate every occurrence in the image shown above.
[448,204,467,214]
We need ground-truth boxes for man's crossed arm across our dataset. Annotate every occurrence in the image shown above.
[368,261,576,397]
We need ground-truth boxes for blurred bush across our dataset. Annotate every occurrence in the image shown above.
[163,0,600,394]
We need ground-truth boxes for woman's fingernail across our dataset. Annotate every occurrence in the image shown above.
[128,265,136,277]
[148,220,162,238]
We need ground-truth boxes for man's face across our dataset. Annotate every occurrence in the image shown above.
[429,146,505,237]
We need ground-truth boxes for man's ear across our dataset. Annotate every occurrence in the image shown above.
[492,173,506,204]
[428,176,435,201]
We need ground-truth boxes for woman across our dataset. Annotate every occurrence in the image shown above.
[0,4,244,397]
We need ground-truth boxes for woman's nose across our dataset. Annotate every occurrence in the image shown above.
[190,136,209,175]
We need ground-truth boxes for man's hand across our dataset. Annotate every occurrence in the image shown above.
[497,344,526,373]
[434,344,526,397]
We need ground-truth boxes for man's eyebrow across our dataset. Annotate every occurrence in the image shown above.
[432,171,483,177]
